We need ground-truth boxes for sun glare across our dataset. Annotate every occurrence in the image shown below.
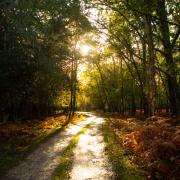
[80,44,91,55]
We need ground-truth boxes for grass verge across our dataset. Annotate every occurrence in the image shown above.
[102,118,146,180]
[0,113,87,176]
[52,124,90,180]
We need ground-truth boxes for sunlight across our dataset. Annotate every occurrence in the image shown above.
[66,125,82,135]
[70,117,113,179]
[80,44,92,55]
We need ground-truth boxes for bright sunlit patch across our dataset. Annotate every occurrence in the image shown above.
[80,44,91,55]
[70,117,113,179]
[66,125,82,135]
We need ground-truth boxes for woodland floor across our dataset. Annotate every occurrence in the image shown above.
[1,112,179,180]
[1,113,114,180]
[103,112,180,180]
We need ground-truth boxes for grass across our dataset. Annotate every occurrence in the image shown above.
[102,118,146,180]
[0,127,64,177]
[0,113,87,176]
[52,124,90,180]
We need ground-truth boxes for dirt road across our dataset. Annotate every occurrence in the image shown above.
[3,113,114,180]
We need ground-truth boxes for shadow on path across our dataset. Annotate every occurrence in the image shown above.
[3,113,114,180]
[70,116,114,180]
[3,116,93,180]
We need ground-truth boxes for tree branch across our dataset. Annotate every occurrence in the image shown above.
[154,48,165,55]
[171,27,180,50]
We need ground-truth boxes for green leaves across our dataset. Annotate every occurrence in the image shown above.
[0,0,91,119]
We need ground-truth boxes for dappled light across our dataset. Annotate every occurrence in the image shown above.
[66,117,92,135]
[79,44,92,55]
[70,117,114,179]
[0,0,179,179]
[66,125,83,135]
[4,115,90,180]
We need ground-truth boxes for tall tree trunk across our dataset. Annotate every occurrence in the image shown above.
[157,0,180,115]
[120,58,124,115]
[95,62,112,111]
[130,81,136,116]
[72,57,78,116]
[66,59,76,125]
[144,15,156,117]
[141,39,149,115]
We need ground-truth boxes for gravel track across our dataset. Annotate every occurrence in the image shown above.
[3,113,114,180]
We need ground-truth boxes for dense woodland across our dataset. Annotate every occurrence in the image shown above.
[0,0,91,122]
[78,0,180,117]
[0,0,180,179]
[0,0,179,122]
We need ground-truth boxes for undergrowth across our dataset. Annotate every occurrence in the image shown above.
[110,115,180,179]
[103,118,146,180]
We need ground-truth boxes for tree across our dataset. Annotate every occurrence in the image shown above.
[0,0,91,122]
[156,0,180,114]
[78,0,179,117]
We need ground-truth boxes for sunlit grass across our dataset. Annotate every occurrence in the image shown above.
[52,124,90,180]
[102,118,146,180]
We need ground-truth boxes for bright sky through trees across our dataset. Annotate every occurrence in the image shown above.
[80,44,92,55]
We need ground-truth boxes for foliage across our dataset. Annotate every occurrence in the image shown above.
[0,0,91,121]
[102,118,146,180]
[78,0,180,116]
[112,116,180,179]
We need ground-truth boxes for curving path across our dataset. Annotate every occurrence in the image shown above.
[3,113,114,180]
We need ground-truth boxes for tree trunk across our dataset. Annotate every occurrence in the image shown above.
[157,0,180,115]
[144,15,156,117]
[95,62,112,111]
[119,58,124,115]
[66,58,76,125]
[72,56,78,117]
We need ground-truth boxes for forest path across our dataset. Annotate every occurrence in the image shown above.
[70,115,114,180]
[3,113,114,180]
